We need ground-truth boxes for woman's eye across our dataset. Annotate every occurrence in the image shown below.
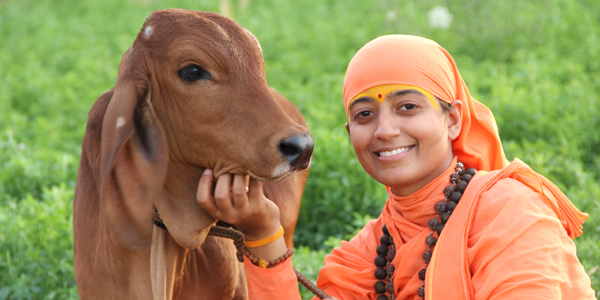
[178,64,212,82]
[355,111,374,120]
[400,104,417,111]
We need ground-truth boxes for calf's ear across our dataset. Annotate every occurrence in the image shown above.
[99,49,167,250]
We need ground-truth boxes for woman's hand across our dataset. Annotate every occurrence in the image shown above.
[196,169,281,241]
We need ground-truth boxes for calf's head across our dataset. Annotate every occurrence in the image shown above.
[99,9,313,250]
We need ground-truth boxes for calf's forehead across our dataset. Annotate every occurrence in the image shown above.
[135,10,263,73]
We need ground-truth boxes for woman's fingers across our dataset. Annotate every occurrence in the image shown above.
[214,173,234,213]
[197,171,275,233]
[197,169,217,214]
[248,176,264,201]
[231,175,249,209]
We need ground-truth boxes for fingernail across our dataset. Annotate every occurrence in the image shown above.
[204,169,212,175]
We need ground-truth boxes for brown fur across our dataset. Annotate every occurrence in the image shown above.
[73,9,311,299]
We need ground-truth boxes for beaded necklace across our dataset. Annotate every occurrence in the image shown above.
[374,162,477,300]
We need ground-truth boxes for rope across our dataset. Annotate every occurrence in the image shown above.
[294,268,330,299]
[209,222,246,262]
[208,223,331,300]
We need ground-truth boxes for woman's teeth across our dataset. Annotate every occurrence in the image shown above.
[378,146,413,157]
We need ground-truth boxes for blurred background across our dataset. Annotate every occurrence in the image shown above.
[0,0,598,298]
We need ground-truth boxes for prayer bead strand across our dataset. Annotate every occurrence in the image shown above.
[376,162,477,300]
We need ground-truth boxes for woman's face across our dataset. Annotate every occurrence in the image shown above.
[346,89,461,196]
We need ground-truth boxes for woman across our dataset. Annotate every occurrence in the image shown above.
[197,35,595,299]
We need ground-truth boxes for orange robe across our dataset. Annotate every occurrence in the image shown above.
[244,159,595,299]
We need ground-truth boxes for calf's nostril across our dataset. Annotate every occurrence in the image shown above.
[278,138,301,163]
[278,133,314,169]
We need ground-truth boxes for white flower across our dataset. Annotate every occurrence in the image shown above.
[386,11,397,21]
[17,143,26,150]
[428,6,453,29]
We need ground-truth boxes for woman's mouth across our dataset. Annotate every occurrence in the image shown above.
[375,145,415,157]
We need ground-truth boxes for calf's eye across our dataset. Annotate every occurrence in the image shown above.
[178,64,211,82]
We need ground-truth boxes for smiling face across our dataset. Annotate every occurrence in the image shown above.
[346,88,462,196]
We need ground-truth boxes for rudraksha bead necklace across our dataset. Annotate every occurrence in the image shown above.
[374,162,477,300]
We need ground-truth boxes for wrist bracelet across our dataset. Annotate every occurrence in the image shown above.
[244,225,284,248]
[240,246,294,268]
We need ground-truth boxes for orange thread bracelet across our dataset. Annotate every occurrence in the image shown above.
[244,226,284,248]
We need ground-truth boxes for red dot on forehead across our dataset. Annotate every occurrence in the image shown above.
[378,94,382,99]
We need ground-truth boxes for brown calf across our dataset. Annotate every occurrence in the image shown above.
[73,9,312,299]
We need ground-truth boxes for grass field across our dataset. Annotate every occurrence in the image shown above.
[0,0,598,299]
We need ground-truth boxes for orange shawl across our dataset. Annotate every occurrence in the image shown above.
[310,159,593,300]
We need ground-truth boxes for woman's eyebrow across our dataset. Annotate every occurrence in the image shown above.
[348,97,375,111]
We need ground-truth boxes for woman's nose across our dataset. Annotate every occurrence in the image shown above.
[373,111,401,140]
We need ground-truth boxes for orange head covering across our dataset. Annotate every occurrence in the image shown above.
[343,35,509,171]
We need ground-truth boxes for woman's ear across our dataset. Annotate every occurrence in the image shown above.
[447,100,463,140]
[345,122,350,134]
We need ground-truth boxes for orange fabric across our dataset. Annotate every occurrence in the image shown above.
[244,258,301,300]
[427,160,592,300]
[343,34,508,172]
[243,35,593,300]
[313,159,459,300]
[309,160,593,300]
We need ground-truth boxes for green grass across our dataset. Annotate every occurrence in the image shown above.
[1,0,599,299]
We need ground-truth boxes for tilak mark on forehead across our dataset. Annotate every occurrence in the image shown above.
[349,84,439,111]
